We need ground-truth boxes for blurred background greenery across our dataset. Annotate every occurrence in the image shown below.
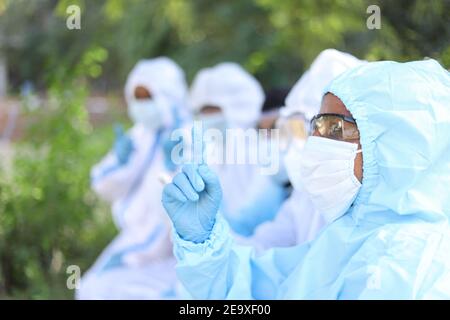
[0,0,449,299]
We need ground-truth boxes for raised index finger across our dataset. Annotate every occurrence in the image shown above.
[191,122,204,165]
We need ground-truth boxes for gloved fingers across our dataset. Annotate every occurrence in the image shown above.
[126,137,135,150]
[163,183,187,203]
[182,164,205,193]
[114,123,124,139]
[198,164,222,200]
[117,139,133,155]
[173,172,200,202]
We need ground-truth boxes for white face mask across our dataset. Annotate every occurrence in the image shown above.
[283,138,306,190]
[299,136,362,223]
[128,99,163,130]
[198,113,227,134]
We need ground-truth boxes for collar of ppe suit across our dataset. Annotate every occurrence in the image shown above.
[326,59,450,224]
[282,49,366,121]
[189,62,264,129]
[124,57,189,129]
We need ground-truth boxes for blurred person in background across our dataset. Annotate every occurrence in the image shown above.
[77,57,188,299]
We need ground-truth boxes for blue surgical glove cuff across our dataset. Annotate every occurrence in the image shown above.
[173,213,231,258]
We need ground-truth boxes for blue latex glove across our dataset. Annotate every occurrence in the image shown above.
[162,126,222,243]
[114,124,134,165]
[162,163,222,243]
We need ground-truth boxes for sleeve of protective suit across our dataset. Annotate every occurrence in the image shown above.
[174,213,309,300]
[90,126,152,202]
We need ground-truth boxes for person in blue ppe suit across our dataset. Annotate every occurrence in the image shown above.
[162,59,450,299]
[238,49,366,244]
[77,57,189,300]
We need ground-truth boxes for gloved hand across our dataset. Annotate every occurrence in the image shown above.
[114,124,134,165]
[162,163,222,243]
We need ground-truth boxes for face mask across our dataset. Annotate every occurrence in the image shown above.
[283,138,306,190]
[299,136,362,223]
[198,113,227,134]
[128,99,163,130]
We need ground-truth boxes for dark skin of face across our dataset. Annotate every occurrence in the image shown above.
[316,93,363,182]
[134,86,152,99]
[200,105,222,115]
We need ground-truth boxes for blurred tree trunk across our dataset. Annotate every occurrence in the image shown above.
[0,53,7,97]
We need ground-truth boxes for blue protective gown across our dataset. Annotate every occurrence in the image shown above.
[172,59,450,299]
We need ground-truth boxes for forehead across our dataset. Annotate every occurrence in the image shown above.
[134,85,152,98]
[200,105,222,114]
[320,93,352,117]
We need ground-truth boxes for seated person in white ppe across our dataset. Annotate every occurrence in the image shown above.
[77,57,189,300]
[241,49,366,250]
[188,63,290,236]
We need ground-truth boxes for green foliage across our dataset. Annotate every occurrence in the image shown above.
[0,47,116,299]
[1,0,448,91]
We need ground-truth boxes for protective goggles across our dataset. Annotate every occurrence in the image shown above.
[310,113,359,141]
[275,112,308,152]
